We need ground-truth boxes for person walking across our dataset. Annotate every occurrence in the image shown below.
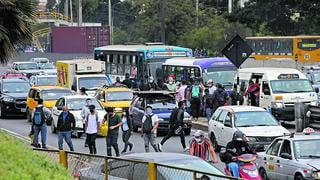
[81,98,92,147]
[158,101,187,152]
[176,80,187,102]
[121,108,134,153]
[203,89,214,121]
[189,80,203,120]
[207,79,216,95]
[103,107,122,157]
[122,73,132,88]
[212,83,228,113]
[84,105,100,154]
[57,106,75,151]
[32,99,51,149]
[141,105,159,152]
[189,130,218,162]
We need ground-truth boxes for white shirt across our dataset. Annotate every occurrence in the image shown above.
[142,113,159,134]
[86,114,98,134]
[209,86,217,95]
[122,117,129,131]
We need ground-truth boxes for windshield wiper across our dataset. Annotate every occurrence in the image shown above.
[255,124,272,126]
[273,91,291,93]
[292,90,309,93]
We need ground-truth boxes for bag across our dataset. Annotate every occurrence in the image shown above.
[143,114,153,133]
[216,91,226,106]
[100,122,108,136]
[191,86,200,98]
[33,107,45,126]
[174,126,182,135]
[169,108,179,126]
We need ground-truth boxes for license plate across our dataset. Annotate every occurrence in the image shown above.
[21,108,26,112]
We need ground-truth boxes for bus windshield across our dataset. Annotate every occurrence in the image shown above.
[204,70,236,87]
[270,79,314,93]
[162,65,201,81]
[78,77,110,90]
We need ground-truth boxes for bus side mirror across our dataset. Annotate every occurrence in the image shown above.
[315,87,319,93]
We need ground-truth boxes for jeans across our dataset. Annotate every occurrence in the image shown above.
[33,124,47,148]
[87,133,97,154]
[58,131,74,151]
[122,130,133,152]
[143,133,158,152]
[206,108,213,122]
[228,162,240,178]
[106,133,120,157]
[160,127,186,149]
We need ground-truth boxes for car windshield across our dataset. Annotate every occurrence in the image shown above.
[270,79,314,93]
[3,82,30,93]
[313,72,320,82]
[235,111,279,127]
[37,77,57,85]
[38,63,55,69]
[41,89,72,100]
[18,63,38,70]
[204,70,236,87]
[67,98,103,110]
[107,91,133,101]
[78,77,110,90]
[294,139,320,159]
[145,94,176,109]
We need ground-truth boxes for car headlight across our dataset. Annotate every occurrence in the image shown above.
[247,137,257,142]
[310,101,318,106]
[3,97,14,102]
[271,102,284,108]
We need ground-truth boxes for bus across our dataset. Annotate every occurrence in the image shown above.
[246,36,320,62]
[162,57,237,90]
[93,43,193,83]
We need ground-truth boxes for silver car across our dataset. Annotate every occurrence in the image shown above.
[256,133,320,180]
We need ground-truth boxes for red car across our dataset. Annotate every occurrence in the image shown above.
[1,72,28,80]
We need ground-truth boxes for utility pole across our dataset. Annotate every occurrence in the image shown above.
[108,0,112,45]
[78,0,82,26]
[228,0,232,14]
[70,0,73,24]
[64,0,69,17]
[196,0,199,27]
[160,0,165,43]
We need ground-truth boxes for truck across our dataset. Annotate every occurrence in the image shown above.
[56,59,112,96]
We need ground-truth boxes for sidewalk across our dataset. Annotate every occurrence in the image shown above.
[191,117,209,131]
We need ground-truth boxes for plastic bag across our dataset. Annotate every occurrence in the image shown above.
[100,122,108,137]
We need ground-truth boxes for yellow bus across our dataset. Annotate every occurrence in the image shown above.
[245,36,320,62]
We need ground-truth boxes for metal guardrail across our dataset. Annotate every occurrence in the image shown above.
[32,27,51,51]
[33,148,238,180]
[36,12,70,22]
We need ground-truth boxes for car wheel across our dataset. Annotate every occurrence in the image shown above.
[295,174,303,180]
[210,133,221,152]
[184,128,191,136]
[259,168,269,180]
[51,121,56,133]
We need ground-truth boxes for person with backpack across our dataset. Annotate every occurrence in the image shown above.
[103,107,122,157]
[141,105,159,152]
[212,83,228,113]
[57,106,75,151]
[189,130,218,163]
[203,89,214,122]
[32,99,51,149]
[85,105,100,154]
[121,108,134,154]
[158,101,187,152]
[189,80,202,121]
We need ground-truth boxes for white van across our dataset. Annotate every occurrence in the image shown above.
[238,67,318,122]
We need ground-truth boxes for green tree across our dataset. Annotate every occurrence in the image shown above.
[0,0,36,63]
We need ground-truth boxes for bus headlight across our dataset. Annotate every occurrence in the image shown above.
[271,102,284,109]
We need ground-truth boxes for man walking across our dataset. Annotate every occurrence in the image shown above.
[141,105,159,152]
[57,106,75,151]
[189,80,202,120]
[103,107,122,157]
[212,83,228,113]
[32,99,51,149]
[203,89,214,121]
[81,98,92,147]
[85,105,100,154]
[158,101,187,152]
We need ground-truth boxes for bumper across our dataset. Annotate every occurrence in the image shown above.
[272,107,294,121]
[2,101,27,114]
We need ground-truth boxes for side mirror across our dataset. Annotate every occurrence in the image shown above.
[57,106,63,111]
[280,152,292,160]
[315,87,319,93]
[263,88,270,95]
[71,85,76,91]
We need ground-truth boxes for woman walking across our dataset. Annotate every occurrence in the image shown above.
[85,105,100,154]
[121,108,134,153]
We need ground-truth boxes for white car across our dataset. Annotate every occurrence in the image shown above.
[29,57,50,64]
[10,61,41,77]
[51,95,106,138]
[37,63,57,75]
[208,106,290,152]
[29,74,57,86]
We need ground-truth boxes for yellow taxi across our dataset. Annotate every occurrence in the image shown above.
[94,85,133,115]
[27,85,73,123]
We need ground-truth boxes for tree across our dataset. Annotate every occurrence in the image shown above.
[0,0,36,63]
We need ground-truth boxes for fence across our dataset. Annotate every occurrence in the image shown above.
[34,148,238,180]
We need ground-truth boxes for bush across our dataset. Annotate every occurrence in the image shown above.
[0,131,73,180]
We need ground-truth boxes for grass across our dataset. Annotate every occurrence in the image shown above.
[0,131,73,180]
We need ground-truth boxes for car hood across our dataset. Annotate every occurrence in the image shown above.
[299,159,320,170]
[102,101,131,108]
[20,69,40,74]
[39,69,57,75]
[43,100,57,108]
[5,92,28,99]
[238,126,289,137]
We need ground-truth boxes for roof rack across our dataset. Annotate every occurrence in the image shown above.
[102,84,128,88]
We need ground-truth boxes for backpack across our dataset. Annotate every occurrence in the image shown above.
[191,85,200,98]
[169,108,179,126]
[143,114,153,133]
[215,91,227,106]
[33,107,45,126]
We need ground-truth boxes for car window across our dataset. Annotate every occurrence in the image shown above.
[55,98,65,107]
[217,110,228,123]
[266,139,283,156]
[211,109,221,121]
[224,112,233,127]
[280,140,291,156]
[28,89,35,98]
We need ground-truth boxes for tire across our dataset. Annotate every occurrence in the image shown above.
[184,128,191,136]
[210,133,221,152]
[51,121,56,133]
[259,168,269,180]
[294,174,303,180]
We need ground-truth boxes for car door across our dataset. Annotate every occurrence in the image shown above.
[277,140,295,180]
[260,81,271,108]
[209,109,222,136]
[214,110,228,147]
[131,97,144,127]
[52,98,65,127]
[263,139,283,180]
[221,111,235,147]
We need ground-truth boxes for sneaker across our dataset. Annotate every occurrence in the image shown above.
[183,147,189,152]
[121,150,127,154]
[158,144,162,152]
[129,144,134,151]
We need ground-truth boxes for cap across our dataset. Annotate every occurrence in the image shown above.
[207,79,213,84]
[146,105,152,109]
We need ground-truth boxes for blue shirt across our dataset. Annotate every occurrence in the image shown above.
[62,112,68,123]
